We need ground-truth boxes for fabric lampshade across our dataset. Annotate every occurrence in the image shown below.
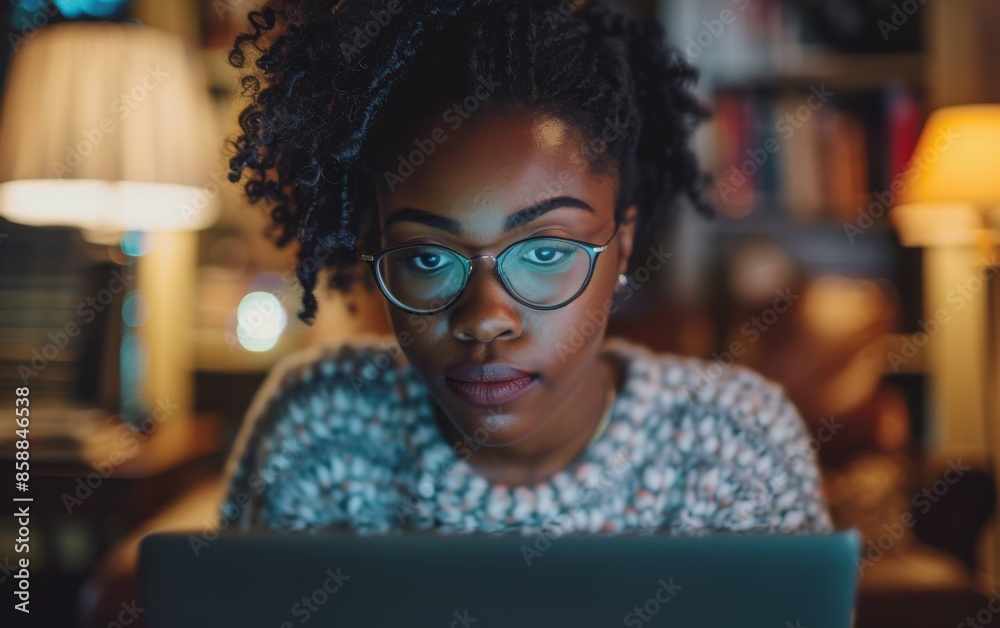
[891,105,1000,247]
[0,21,221,236]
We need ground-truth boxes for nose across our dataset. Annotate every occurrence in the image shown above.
[449,257,523,343]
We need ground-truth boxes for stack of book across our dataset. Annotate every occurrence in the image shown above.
[712,83,923,222]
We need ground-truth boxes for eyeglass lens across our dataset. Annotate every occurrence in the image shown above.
[376,238,593,311]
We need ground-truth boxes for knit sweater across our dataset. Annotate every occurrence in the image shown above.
[219,334,833,536]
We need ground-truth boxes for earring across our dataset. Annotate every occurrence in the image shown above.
[616,273,628,291]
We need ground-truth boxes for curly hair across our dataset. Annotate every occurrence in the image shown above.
[226,0,714,325]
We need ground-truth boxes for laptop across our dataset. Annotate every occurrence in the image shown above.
[139,529,860,628]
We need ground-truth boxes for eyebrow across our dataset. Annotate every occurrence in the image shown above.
[382,196,596,234]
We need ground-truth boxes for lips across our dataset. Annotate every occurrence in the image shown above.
[443,362,538,406]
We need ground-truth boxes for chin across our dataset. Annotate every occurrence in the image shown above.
[442,403,540,448]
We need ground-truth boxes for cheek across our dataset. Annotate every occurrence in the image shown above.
[530,291,613,370]
[387,309,449,368]
[388,307,427,338]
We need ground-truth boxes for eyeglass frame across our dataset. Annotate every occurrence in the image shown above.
[360,227,620,315]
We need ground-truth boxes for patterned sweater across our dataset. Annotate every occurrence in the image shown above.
[219,334,833,536]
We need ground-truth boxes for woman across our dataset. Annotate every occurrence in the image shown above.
[219,0,832,536]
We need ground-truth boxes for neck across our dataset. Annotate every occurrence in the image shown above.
[433,352,622,487]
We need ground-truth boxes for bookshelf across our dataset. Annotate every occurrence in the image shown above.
[663,0,1000,587]
[709,51,924,89]
[659,0,927,366]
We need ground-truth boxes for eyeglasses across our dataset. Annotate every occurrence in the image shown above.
[361,228,618,315]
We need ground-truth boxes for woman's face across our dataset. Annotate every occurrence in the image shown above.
[374,103,636,448]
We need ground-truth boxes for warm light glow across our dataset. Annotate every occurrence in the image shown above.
[892,105,1000,247]
[532,116,570,148]
[802,276,888,338]
[0,180,221,232]
[0,22,221,234]
[890,203,986,247]
[236,292,287,352]
[897,105,1000,207]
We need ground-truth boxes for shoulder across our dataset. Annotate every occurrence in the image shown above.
[219,333,423,529]
[604,336,795,433]
[603,336,833,533]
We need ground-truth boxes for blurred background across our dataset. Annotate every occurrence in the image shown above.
[0,0,997,626]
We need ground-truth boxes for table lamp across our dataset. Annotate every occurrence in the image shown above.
[891,105,1000,250]
[889,103,1000,584]
[0,21,221,426]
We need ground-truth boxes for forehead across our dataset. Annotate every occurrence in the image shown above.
[375,103,616,236]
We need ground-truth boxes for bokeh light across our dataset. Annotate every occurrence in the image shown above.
[235,291,286,352]
[121,291,148,327]
[52,0,129,19]
[120,230,151,257]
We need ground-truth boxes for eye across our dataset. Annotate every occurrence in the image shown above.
[401,249,452,272]
[520,243,575,266]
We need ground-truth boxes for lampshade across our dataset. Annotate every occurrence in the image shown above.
[0,21,221,236]
[891,105,1000,247]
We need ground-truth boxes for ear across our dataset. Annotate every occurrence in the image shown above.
[616,205,638,274]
